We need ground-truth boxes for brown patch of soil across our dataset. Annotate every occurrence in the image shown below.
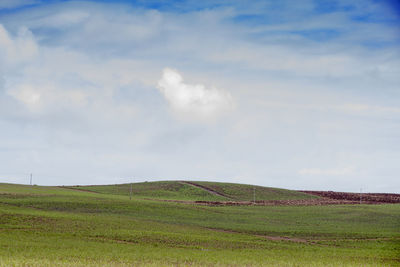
[299,191,400,204]
[145,198,361,206]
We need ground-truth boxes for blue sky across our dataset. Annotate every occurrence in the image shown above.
[0,0,399,192]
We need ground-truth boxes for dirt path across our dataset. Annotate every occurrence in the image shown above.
[179,181,232,199]
[147,197,363,206]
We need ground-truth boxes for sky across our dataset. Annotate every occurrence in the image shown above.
[0,0,399,192]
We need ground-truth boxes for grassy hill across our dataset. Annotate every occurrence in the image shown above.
[1,182,399,266]
[190,181,318,201]
[69,180,317,201]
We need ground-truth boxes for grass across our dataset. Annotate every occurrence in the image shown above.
[193,181,319,201]
[70,181,228,201]
[72,180,317,201]
[0,182,399,266]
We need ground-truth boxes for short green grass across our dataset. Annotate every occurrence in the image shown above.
[1,182,399,266]
[193,181,319,201]
[72,180,317,201]
[71,181,228,201]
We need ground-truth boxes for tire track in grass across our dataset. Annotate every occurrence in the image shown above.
[205,227,311,244]
[179,181,232,199]
[206,228,400,247]
[58,186,101,194]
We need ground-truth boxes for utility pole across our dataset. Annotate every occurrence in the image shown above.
[130,183,132,200]
[360,188,362,205]
[30,173,32,186]
[253,187,256,204]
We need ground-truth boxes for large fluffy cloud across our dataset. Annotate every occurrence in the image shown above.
[157,68,234,121]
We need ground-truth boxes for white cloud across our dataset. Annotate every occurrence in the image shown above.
[0,24,38,67]
[7,83,41,107]
[0,23,139,121]
[6,82,89,112]
[157,68,234,121]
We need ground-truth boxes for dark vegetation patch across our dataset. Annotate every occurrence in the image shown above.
[0,193,57,199]
[0,213,58,230]
[90,233,268,250]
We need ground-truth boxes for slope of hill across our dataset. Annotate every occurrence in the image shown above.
[70,181,317,201]
[189,181,318,201]
[68,181,228,201]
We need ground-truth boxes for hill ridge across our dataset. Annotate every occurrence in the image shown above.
[69,180,318,202]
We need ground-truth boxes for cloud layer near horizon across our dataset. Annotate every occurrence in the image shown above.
[0,0,399,193]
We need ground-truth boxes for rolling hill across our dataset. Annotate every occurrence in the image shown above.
[67,180,318,201]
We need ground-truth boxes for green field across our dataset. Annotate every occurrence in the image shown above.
[1,182,399,266]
